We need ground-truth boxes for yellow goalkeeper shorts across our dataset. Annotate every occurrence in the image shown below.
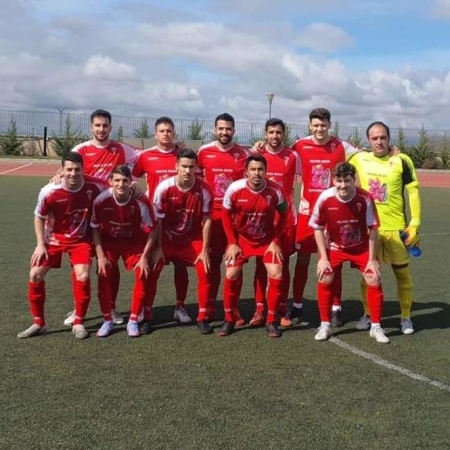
[377,230,409,265]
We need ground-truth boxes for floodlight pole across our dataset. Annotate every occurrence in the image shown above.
[266,93,275,119]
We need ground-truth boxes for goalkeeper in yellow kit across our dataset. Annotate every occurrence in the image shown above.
[350,121,421,335]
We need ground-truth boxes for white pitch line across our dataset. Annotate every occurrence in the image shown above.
[329,336,450,392]
[0,163,32,175]
[420,232,450,236]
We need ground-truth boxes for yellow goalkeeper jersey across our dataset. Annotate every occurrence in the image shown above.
[350,151,419,231]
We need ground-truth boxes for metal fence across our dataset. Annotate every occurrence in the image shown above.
[1,108,450,147]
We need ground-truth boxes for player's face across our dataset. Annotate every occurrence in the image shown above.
[265,125,284,149]
[109,173,131,199]
[309,118,331,143]
[214,120,235,146]
[176,157,197,185]
[246,160,266,190]
[91,116,112,143]
[62,161,84,189]
[367,125,390,157]
[333,175,356,200]
[155,123,175,146]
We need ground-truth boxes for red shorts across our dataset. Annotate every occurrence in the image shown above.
[210,218,228,259]
[102,239,147,271]
[163,240,204,267]
[328,249,372,272]
[38,242,93,268]
[295,213,317,254]
[226,238,283,267]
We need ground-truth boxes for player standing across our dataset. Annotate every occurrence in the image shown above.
[132,116,192,329]
[219,154,288,338]
[91,165,158,338]
[309,162,388,343]
[152,148,214,334]
[18,153,108,339]
[197,113,250,324]
[350,121,421,335]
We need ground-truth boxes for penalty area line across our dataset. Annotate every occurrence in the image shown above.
[329,336,450,393]
[0,163,32,175]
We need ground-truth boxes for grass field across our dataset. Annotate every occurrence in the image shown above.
[1,176,449,450]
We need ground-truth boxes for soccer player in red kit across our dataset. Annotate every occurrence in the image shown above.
[219,154,288,338]
[250,118,301,328]
[197,113,250,324]
[152,148,214,335]
[91,165,158,338]
[132,116,192,326]
[291,108,358,326]
[61,109,141,326]
[309,162,388,344]
[18,152,108,340]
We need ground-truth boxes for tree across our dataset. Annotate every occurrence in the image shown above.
[133,119,151,138]
[51,116,85,156]
[396,127,408,153]
[187,117,205,140]
[331,121,340,138]
[0,120,25,156]
[283,123,296,147]
[407,125,437,168]
[115,126,124,143]
[347,127,363,148]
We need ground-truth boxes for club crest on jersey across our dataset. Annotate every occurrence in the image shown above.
[234,153,240,161]
[284,156,290,166]
[87,190,93,200]
[356,202,362,212]
[331,143,336,153]
[111,147,117,153]
[130,205,135,214]
[266,195,272,206]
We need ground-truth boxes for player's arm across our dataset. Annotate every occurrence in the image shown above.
[313,228,332,281]
[365,227,381,277]
[91,228,111,277]
[195,215,212,272]
[30,216,48,266]
[222,207,242,264]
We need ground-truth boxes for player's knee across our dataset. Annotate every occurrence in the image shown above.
[226,267,241,280]
[29,268,46,283]
[74,271,90,282]
[320,274,335,285]
[363,272,381,286]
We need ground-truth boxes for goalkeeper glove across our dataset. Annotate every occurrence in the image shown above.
[404,225,420,247]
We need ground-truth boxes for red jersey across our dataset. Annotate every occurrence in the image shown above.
[263,146,301,226]
[35,178,108,246]
[222,178,286,247]
[132,145,180,199]
[197,142,250,218]
[292,136,358,216]
[91,188,155,244]
[309,186,379,253]
[154,176,214,244]
[72,141,140,180]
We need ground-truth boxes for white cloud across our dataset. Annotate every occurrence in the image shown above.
[432,0,450,18]
[296,23,354,53]
[83,55,137,81]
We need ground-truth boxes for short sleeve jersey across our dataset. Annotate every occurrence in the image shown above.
[131,145,180,198]
[223,179,286,247]
[72,141,140,180]
[197,142,250,217]
[153,176,214,244]
[309,186,379,252]
[91,188,155,243]
[292,136,358,216]
[350,152,419,231]
[35,178,107,245]
[263,147,301,226]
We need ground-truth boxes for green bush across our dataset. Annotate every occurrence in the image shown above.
[0,120,25,156]
[51,116,85,156]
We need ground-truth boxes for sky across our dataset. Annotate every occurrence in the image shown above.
[3,0,450,130]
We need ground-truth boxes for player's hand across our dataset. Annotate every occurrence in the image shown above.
[135,256,150,278]
[364,259,380,278]
[251,141,266,154]
[30,244,48,267]
[49,173,62,184]
[388,145,400,156]
[317,258,333,281]
[224,244,241,266]
[195,249,211,273]
[265,240,283,264]
[404,225,419,247]
[150,247,165,270]
[176,141,186,150]
[97,256,112,277]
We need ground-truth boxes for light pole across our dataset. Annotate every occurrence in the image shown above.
[57,108,66,136]
[266,93,275,119]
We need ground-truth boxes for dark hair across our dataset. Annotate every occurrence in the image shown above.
[215,113,235,127]
[90,109,112,124]
[309,108,331,122]
[155,116,175,130]
[245,154,267,169]
[265,118,285,133]
[366,121,390,139]
[333,161,356,179]
[177,147,198,162]
[109,164,132,179]
[62,152,83,167]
